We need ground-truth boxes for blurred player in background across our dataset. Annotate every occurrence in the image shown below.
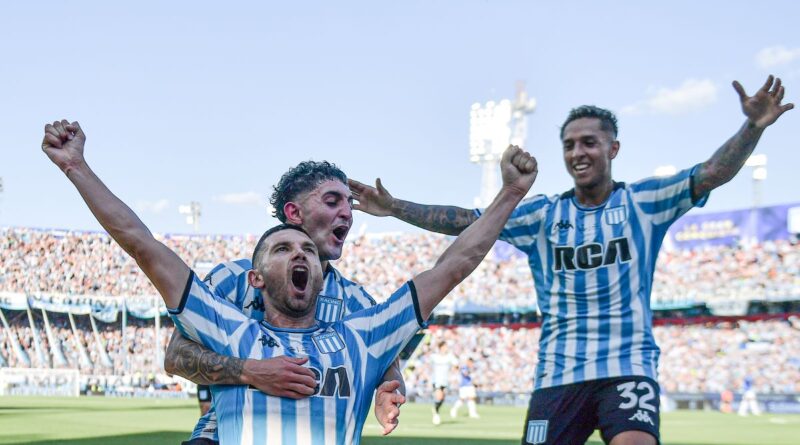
[350,76,793,445]
[429,341,457,425]
[737,375,761,416]
[450,357,480,419]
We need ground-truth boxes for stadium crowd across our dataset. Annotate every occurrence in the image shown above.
[2,227,800,396]
[2,227,799,309]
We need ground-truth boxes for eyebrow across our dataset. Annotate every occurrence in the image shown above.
[323,190,354,202]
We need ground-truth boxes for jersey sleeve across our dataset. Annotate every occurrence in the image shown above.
[628,164,709,227]
[342,281,424,373]
[474,194,550,254]
[168,271,255,357]
[203,259,254,309]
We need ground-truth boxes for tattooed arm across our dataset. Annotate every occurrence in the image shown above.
[348,178,477,236]
[164,330,317,399]
[693,76,794,200]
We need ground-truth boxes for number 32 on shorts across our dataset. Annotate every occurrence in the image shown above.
[616,381,657,412]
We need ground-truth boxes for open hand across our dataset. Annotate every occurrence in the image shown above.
[734,75,794,129]
[242,356,318,399]
[374,380,405,435]
[349,178,394,217]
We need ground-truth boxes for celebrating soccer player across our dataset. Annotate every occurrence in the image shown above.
[40,122,537,445]
[349,76,793,445]
[162,161,408,443]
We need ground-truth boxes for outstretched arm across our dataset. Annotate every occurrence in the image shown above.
[349,178,477,236]
[42,120,189,309]
[411,146,537,319]
[692,76,794,199]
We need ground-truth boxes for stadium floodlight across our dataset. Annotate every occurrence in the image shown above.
[653,165,677,177]
[469,83,536,207]
[178,201,202,232]
[744,154,767,208]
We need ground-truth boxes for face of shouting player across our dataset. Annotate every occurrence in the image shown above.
[286,180,353,262]
[561,117,619,192]
[250,229,324,324]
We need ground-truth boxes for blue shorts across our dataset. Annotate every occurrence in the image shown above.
[521,376,660,445]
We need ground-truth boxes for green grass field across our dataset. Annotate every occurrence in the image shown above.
[0,397,797,445]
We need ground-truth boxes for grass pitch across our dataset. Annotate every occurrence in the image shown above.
[0,396,798,444]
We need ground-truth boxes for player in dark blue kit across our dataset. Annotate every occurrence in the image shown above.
[349,76,793,444]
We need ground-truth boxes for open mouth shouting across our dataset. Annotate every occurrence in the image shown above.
[332,224,350,244]
[290,264,309,294]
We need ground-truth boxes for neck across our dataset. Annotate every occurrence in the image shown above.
[574,178,614,207]
[263,303,316,329]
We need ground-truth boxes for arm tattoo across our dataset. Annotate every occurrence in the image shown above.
[392,200,477,236]
[693,121,764,199]
[165,332,244,385]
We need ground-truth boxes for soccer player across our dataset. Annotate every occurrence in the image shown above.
[40,124,537,444]
[450,357,480,419]
[349,76,793,445]
[429,341,457,425]
[162,161,407,443]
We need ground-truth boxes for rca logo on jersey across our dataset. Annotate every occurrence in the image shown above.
[605,205,627,225]
[553,237,632,271]
[309,366,351,398]
[525,420,548,444]
[628,409,655,426]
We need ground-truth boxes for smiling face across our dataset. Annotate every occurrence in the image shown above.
[287,180,353,262]
[250,228,324,321]
[561,117,619,191]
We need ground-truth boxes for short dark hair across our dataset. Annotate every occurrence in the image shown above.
[270,161,348,223]
[560,105,618,140]
[251,224,309,267]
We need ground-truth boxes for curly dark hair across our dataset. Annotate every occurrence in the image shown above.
[560,105,618,140]
[270,161,348,222]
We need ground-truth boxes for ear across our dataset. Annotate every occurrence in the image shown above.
[284,202,303,225]
[248,269,264,289]
[609,140,620,160]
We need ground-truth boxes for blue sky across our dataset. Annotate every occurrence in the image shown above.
[2,1,798,236]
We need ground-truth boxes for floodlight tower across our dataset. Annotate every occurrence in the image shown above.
[469,83,536,207]
[179,201,202,233]
[745,154,767,208]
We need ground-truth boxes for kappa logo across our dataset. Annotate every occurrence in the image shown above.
[245,295,266,312]
[259,334,278,348]
[525,420,548,444]
[552,220,574,233]
[628,409,655,426]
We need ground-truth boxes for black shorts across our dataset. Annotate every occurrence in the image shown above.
[521,376,660,445]
[197,384,212,403]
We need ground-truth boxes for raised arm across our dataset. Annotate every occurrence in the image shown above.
[41,120,189,309]
[411,146,537,319]
[692,76,794,199]
[349,178,477,236]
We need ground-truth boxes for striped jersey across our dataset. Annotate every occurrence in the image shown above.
[477,166,708,390]
[170,272,424,445]
[190,259,377,442]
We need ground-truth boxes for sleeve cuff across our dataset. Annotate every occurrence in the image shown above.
[167,271,195,315]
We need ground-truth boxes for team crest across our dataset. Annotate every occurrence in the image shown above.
[313,330,345,354]
[315,296,343,323]
[604,206,627,225]
[525,420,548,444]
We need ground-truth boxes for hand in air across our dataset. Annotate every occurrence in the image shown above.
[500,144,538,196]
[734,75,794,129]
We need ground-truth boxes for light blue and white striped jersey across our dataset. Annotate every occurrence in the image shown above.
[190,259,378,442]
[170,272,423,445]
[477,166,708,390]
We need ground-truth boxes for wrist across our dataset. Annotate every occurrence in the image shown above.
[745,118,767,132]
[500,184,529,199]
[63,159,90,178]
[238,359,253,386]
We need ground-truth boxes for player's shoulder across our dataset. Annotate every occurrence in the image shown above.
[327,265,377,307]
[628,165,699,193]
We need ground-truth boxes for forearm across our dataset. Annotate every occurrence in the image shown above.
[66,163,155,259]
[694,119,765,198]
[389,199,477,236]
[164,330,246,385]
[381,359,406,396]
[417,186,524,317]
[64,163,188,307]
